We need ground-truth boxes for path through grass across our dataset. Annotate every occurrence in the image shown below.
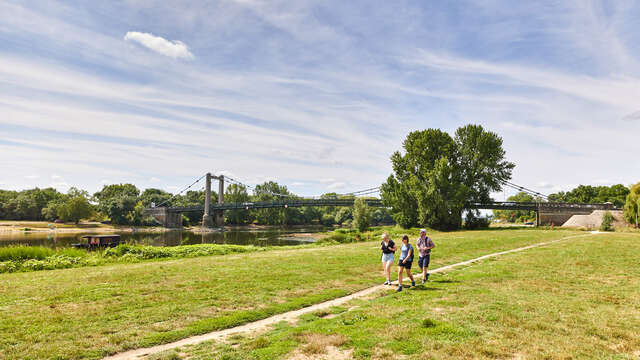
[0,229,579,359]
[168,232,640,359]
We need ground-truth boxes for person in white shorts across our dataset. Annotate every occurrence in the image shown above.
[380,233,397,285]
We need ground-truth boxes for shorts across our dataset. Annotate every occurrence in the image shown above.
[418,255,430,269]
[398,258,413,269]
[381,252,394,263]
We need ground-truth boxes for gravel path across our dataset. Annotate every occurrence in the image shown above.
[103,232,596,360]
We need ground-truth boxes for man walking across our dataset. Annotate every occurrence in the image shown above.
[416,229,435,283]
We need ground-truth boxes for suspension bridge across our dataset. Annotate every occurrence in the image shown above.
[145,173,617,228]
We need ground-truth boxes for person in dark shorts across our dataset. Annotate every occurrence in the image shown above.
[396,235,415,292]
[416,229,435,283]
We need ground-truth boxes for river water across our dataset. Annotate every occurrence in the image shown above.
[0,227,329,249]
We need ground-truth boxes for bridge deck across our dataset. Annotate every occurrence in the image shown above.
[150,200,617,213]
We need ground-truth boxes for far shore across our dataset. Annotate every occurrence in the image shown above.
[0,220,334,235]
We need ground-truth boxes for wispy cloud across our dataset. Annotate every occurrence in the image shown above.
[124,31,194,59]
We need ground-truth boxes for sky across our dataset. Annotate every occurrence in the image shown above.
[1,0,639,199]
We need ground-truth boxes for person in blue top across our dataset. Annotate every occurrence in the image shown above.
[396,235,415,292]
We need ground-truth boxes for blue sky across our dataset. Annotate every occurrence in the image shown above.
[1,0,639,197]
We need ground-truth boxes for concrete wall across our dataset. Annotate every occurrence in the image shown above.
[145,207,182,228]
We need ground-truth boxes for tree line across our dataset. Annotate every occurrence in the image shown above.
[0,182,394,227]
[493,184,630,223]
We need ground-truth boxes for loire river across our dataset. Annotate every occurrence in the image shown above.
[0,227,328,249]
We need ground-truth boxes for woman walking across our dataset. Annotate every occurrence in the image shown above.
[380,233,396,285]
[397,235,415,292]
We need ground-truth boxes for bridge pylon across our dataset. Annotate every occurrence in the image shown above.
[202,173,224,228]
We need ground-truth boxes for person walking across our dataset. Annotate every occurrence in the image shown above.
[416,229,435,283]
[380,233,396,285]
[397,235,415,292]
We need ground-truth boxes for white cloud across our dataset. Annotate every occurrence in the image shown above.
[149,177,160,183]
[25,175,39,179]
[124,31,194,59]
[290,182,305,186]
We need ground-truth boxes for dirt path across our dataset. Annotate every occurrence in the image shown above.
[102,232,596,360]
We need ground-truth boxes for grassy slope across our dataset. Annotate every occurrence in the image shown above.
[172,232,640,360]
[0,229,580,359]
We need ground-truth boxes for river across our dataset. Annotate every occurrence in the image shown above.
[0,226,330,249]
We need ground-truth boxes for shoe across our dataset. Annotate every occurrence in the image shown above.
[411,280,416,287]
[421,278,425,284]
[396,285,402,292]
[383,280,389,285]
[425,273,430,281]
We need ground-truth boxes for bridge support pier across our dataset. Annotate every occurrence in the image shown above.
[202,173,214,227]
[145,207,182,228]
[202,173,224,228]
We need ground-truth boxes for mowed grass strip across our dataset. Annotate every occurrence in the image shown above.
[171,232,640,359]
[0,229,580,359]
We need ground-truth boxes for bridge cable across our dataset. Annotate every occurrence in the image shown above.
[154,174,207,207]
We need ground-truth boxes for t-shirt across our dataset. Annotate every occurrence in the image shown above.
[400,243,414,261]
[381,240,395,254]
[416,236,435,257]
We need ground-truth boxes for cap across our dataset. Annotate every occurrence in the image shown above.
[419,229,426,233]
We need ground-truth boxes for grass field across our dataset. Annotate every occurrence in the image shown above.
[0,228,585,359]
[158,232,640,360]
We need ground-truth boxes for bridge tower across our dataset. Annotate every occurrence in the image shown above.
[202,173,224,228]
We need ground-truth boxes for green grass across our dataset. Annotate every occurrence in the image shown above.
[170,232,640,359]
[0,228,583,359]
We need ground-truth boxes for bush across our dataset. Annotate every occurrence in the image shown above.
[600,211,614,232]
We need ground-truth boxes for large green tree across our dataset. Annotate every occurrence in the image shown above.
[93,184,140,224]
[58,196,92,224]
[381,125,514,230]
[623,182,640,227]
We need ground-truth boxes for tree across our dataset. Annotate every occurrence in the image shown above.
[623,182,640,227]
[94,184,140,224]
[493,192,537,223]
[139,188,172,208]
[549,184,629,207]
[381,125,513,230]
[224,184,251,225]
[252,181,291,225]
[352,198,371,232]
[334,207,353,225]
[58,196,92,224]
[600,211,614,232]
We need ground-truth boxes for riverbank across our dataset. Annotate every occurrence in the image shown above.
[0,220,167,234]
[0,228,582,360]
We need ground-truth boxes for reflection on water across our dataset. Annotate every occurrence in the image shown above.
[0,227,326,249]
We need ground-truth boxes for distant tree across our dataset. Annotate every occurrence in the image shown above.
[381,125,513,230]
[173,190,208,225]
[599,211,614,232]
[224,184,251,225]
[139,188,172,208]
[549,184,629,207]
[493,192,537,223]
[352,198,372,232]
[58,196,92,224]
[252,181,293,225]
[93,184,141,224]
[623,182,640,227]
[334,207,353,225]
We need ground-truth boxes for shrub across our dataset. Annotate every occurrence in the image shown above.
[600,211,614,232]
